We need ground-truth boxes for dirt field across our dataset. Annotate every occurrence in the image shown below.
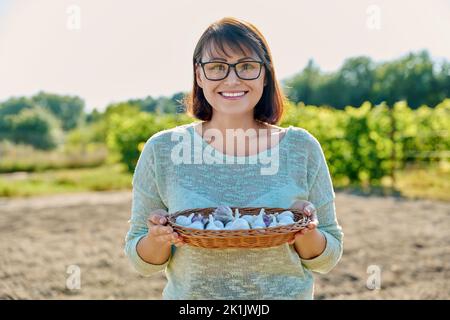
[0,190,449,300]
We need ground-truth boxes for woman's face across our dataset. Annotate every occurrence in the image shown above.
[196,44,267,117]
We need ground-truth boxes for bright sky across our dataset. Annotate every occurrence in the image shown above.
[0,0,449,112]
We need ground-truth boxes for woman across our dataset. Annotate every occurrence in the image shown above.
[124,17,343,299]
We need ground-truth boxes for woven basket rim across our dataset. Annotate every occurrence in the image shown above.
[167,206,311,239]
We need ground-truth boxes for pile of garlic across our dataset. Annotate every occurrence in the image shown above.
[174,205,296,230]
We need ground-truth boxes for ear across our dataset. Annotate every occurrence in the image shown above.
[195,64,203,89]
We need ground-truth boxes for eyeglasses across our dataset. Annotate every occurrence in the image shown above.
[197,60,264,81]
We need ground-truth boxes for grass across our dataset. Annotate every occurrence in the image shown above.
[0,162,449,202]
[334,161,450,202]
[0,141,108,173]
[393,161,450,202]
[0,164,132,198]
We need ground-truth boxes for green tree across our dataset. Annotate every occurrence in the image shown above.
[31,91,85,130]
[372,51,437,108]
[283,50,448,109]
[0,97,34,117]
[126,96,158,113]
[283,59,321,105]
[6,106,63,150]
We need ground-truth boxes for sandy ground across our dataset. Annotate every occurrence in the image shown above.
[0,190,449,300]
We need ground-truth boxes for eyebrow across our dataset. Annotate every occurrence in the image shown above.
[207,56,256,62]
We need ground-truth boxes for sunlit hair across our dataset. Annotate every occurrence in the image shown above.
[184,17,286,124]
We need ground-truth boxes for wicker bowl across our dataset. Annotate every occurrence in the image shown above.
[167,207,311,249]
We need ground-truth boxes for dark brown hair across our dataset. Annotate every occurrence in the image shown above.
[184,17,286,124]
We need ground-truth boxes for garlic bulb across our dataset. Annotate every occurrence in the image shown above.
[222,210,251,230]
[278,210,294,220]
[277,209,295,225]
[242,215,255,224]
[191,213,204,222]
[250,208,266,229]
[263,214,271,227]
[224,221,234,230]
[186,219,204,229]
[264,213,277,227]
[277,215,295,225]
[206,214,223,230]
[268,220,279,228]
[212,205,234,224]
[228,218,251,230]
[175,212,195,226]
[214,220,224,228]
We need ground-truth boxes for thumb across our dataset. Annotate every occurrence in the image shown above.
[290,200,310,211]
[304,204,316,216]
[149,209,168,225]
[287,232,300,245]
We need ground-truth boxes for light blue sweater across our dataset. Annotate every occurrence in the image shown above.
[124,122,343,299]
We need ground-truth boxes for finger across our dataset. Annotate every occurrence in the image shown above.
[158,232,180,243]
[171,234,184,242]
[289,236,301,244]
[290,200,317,217]
[304,204,317,216]
[159,216,167,225]
[150,225,173,236]
[290,200,309,211]
[172,237,186,246]
[307,220,318,229]
[169,232,180,242]
[300,228,310,235]
[173,241,186,247]
[171,238,186,247]
[151,233,169,243]
[162,232,184,245]
[173,241,185,247]
[146,216,155,228]
[149,214,166,225]
[159,234,174,243]
[304,210,318,224]
[288,232,302,244]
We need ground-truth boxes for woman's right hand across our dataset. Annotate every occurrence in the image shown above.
[146,209,186,247]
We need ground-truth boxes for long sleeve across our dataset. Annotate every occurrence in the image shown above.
[301,137,344,274]
[124,139,170,276]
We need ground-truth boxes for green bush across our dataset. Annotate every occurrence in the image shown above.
[280,99,450,185]
[4,106,63,150]
[106,112,192,172]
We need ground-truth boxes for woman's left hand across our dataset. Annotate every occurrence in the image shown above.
[287,200,319,245]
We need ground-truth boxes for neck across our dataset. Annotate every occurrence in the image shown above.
[203,113,265,134]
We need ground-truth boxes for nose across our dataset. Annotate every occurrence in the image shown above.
[224,66,241,84]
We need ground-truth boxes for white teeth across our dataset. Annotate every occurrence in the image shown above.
[221,91,246,97]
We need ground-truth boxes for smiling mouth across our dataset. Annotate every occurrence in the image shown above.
[219,91,249,98]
